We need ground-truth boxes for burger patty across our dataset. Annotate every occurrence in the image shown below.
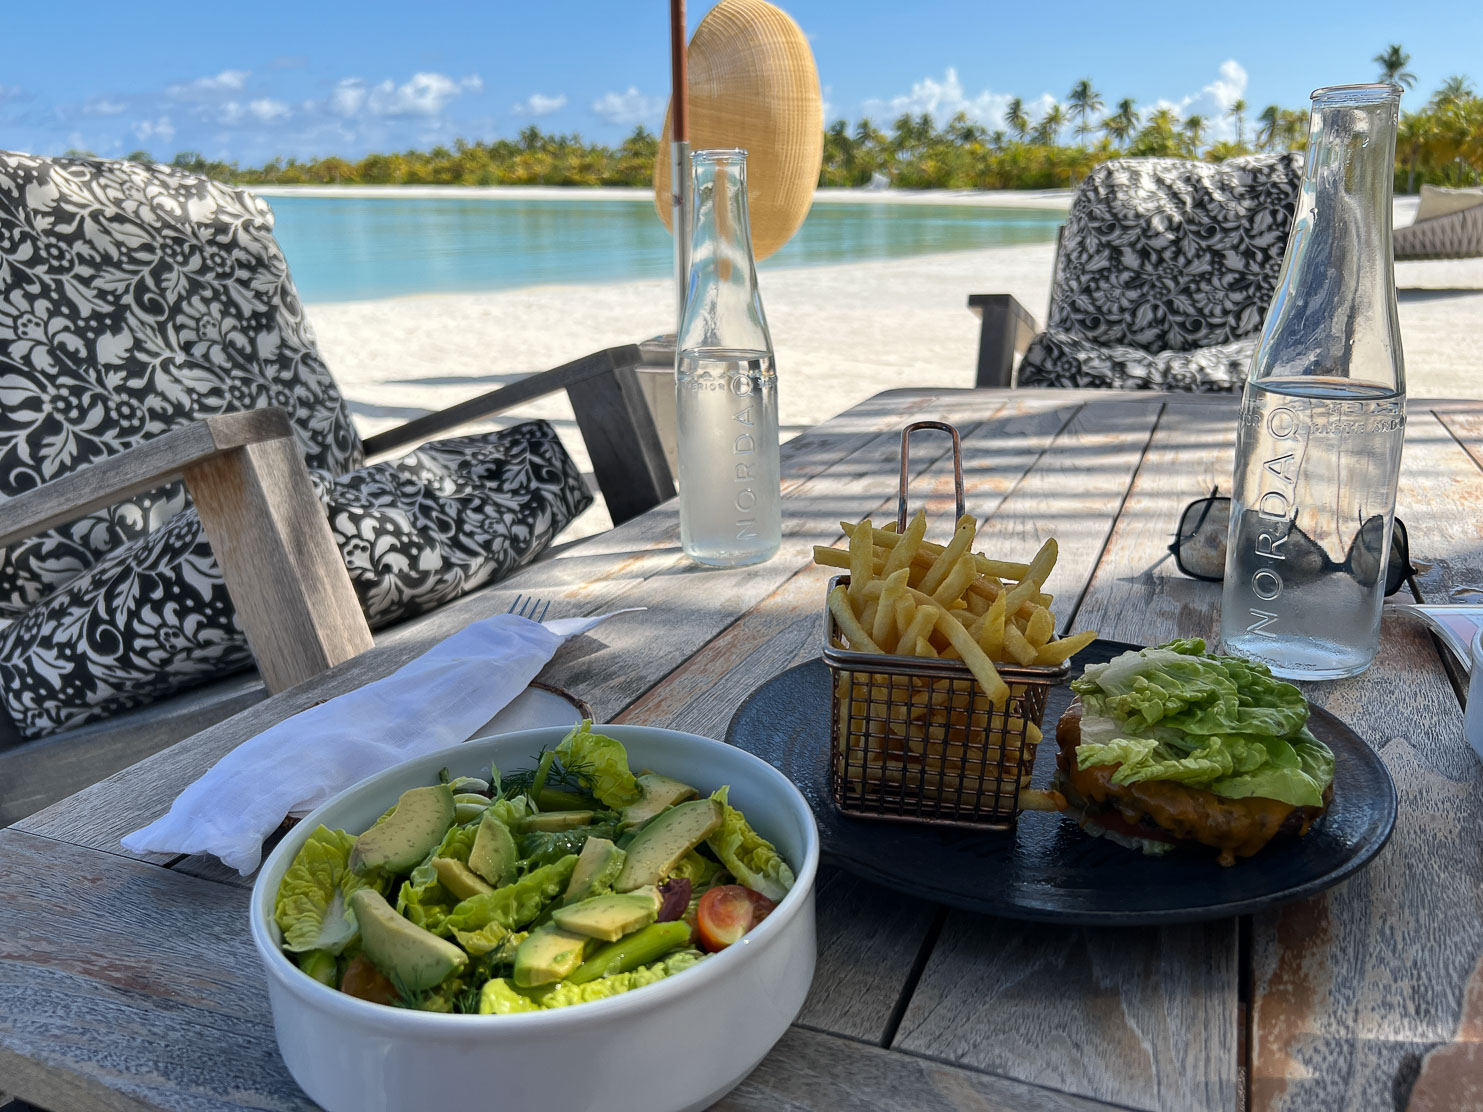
[1055,700,1330,866]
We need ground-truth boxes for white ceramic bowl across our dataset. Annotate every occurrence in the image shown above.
[249,724,819,1112]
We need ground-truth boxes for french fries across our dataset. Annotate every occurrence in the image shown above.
[817,508,1098,818]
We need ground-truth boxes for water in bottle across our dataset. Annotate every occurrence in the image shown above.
[676,347,781,565]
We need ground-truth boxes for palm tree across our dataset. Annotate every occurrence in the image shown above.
[1184,114,1207,153]
[1034,104,1067,146]
[1004,97,1030,141]
[1067,79,1104,147]
[1255,105,1281,150]
[1279,109,1309,149]
[1432,74,1475,109]
[1374,45,1416,89]
[1225,99,1247,146]
[1103,98,1139,147]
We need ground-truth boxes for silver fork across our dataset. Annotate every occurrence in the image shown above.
[507,594,552,622]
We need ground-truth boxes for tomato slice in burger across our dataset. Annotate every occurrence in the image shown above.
[696,885,777,952]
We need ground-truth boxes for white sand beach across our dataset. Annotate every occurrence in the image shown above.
[303,189,1483,537]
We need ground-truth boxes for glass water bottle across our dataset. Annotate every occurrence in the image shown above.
[675,149,782,567]
[1220,84,1406,679]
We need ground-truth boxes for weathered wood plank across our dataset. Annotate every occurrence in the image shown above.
[718,1025,1118,1111]
[893,401,1241,1112]
[186,435,374,695]
[0,830,313,1112]
[0,409,294,548]
[794,868,942,1044]
[1249,403,1483,1112]
[1428,402,1483,477]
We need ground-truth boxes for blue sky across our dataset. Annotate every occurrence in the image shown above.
[2,0,1477,165]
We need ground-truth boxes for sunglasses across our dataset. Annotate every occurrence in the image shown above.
[1169,489,1416,597]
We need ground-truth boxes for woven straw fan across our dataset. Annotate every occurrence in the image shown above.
[654,0,823,261]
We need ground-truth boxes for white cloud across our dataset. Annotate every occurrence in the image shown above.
[591,86,665,127]
[85,98,126,115]
[248,98,291,122]
[168,70,249,98]
[860,68,1057,133]
[1154,60,1250,139]
[329,73,480,118]
[330,79,366,117]
[513,92,568,117]
[134,116,175,143]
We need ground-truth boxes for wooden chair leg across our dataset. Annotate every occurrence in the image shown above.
[968,294,1038,388]
[184,439,374,693]
[567,364,676,526]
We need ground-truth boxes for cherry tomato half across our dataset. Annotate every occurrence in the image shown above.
[339,953,400,1006]
[696,885,777,952]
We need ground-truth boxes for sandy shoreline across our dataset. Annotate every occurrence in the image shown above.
[305,228,1482,538]
[255,183,1077,210]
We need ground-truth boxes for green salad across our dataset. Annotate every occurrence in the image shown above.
[1071,638,1335,809]
[273,722,795,1015]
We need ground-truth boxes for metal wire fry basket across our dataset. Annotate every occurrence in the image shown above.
[823,422,1068,829]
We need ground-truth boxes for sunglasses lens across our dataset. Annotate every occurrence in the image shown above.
[1385,518,1412,596]
[1175,498,1230,580]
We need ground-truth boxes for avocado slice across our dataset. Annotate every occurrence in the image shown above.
[614,798,723,892]
[468,810,519,886]
[512,922,591,987]
[552,889,661,942]
[350,784,455,875]
[563,836,626,904]
[432,857,495,901]
[350,888,466,993]
[620,772,699,829]
[521,810,595,833]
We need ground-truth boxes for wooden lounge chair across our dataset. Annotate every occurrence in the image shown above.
[0,153,673,825]
[969,154,1303,390]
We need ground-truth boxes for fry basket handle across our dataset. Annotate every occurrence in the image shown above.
[897,421,965,531]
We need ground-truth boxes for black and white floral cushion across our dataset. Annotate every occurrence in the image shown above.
[1017,153,1302,391]
[0,151,363,617]
[0,152,596,738]
[0,420,592,738]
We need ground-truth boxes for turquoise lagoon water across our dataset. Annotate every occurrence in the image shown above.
[264,195,1064,303]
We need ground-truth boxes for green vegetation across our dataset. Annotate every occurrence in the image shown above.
[107,50,1478,195]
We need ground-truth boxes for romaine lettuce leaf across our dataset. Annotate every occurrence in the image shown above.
[554,721,642,809]
[477,950,705,1014]
[1070,640,1334,809]
[444,855,578,933]
[274,826,381,954]
[705,786,794,902]
[668,850,723,889]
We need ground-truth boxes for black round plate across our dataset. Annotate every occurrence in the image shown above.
[724,640,1398,924]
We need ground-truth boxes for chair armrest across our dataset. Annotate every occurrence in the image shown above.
[0,408,372,694]
[363,343,675,526]
[967,294,1038,389]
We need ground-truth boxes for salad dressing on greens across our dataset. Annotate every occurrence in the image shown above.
[273,722,794,1014]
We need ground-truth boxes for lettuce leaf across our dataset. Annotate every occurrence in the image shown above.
[1071,640,1334,808]
[705,786,794,902]
[478,950,705,1014]
[668,850,723,889]
[444,855,578,933]
[274,826,381,954]
[554,721,642,809]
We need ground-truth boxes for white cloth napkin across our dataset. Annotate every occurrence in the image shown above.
[121,610,635,874]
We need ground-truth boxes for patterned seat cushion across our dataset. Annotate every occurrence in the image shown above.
[1017,329,1253,392]
[0,152,362,618]
[0,420,592,738]
[1019,153,1302,391]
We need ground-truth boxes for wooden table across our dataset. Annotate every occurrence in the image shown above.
[3,389,1480,1112]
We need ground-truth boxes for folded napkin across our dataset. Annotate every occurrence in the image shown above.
[121,610,635,874]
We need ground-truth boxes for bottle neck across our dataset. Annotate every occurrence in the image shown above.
[1253,94,1404,393]
[679,153,773,356]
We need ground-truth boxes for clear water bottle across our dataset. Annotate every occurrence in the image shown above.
[1220,84,1406,680]
[675,149,781,567]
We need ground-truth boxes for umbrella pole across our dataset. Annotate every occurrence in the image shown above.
[670,0,690,334]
